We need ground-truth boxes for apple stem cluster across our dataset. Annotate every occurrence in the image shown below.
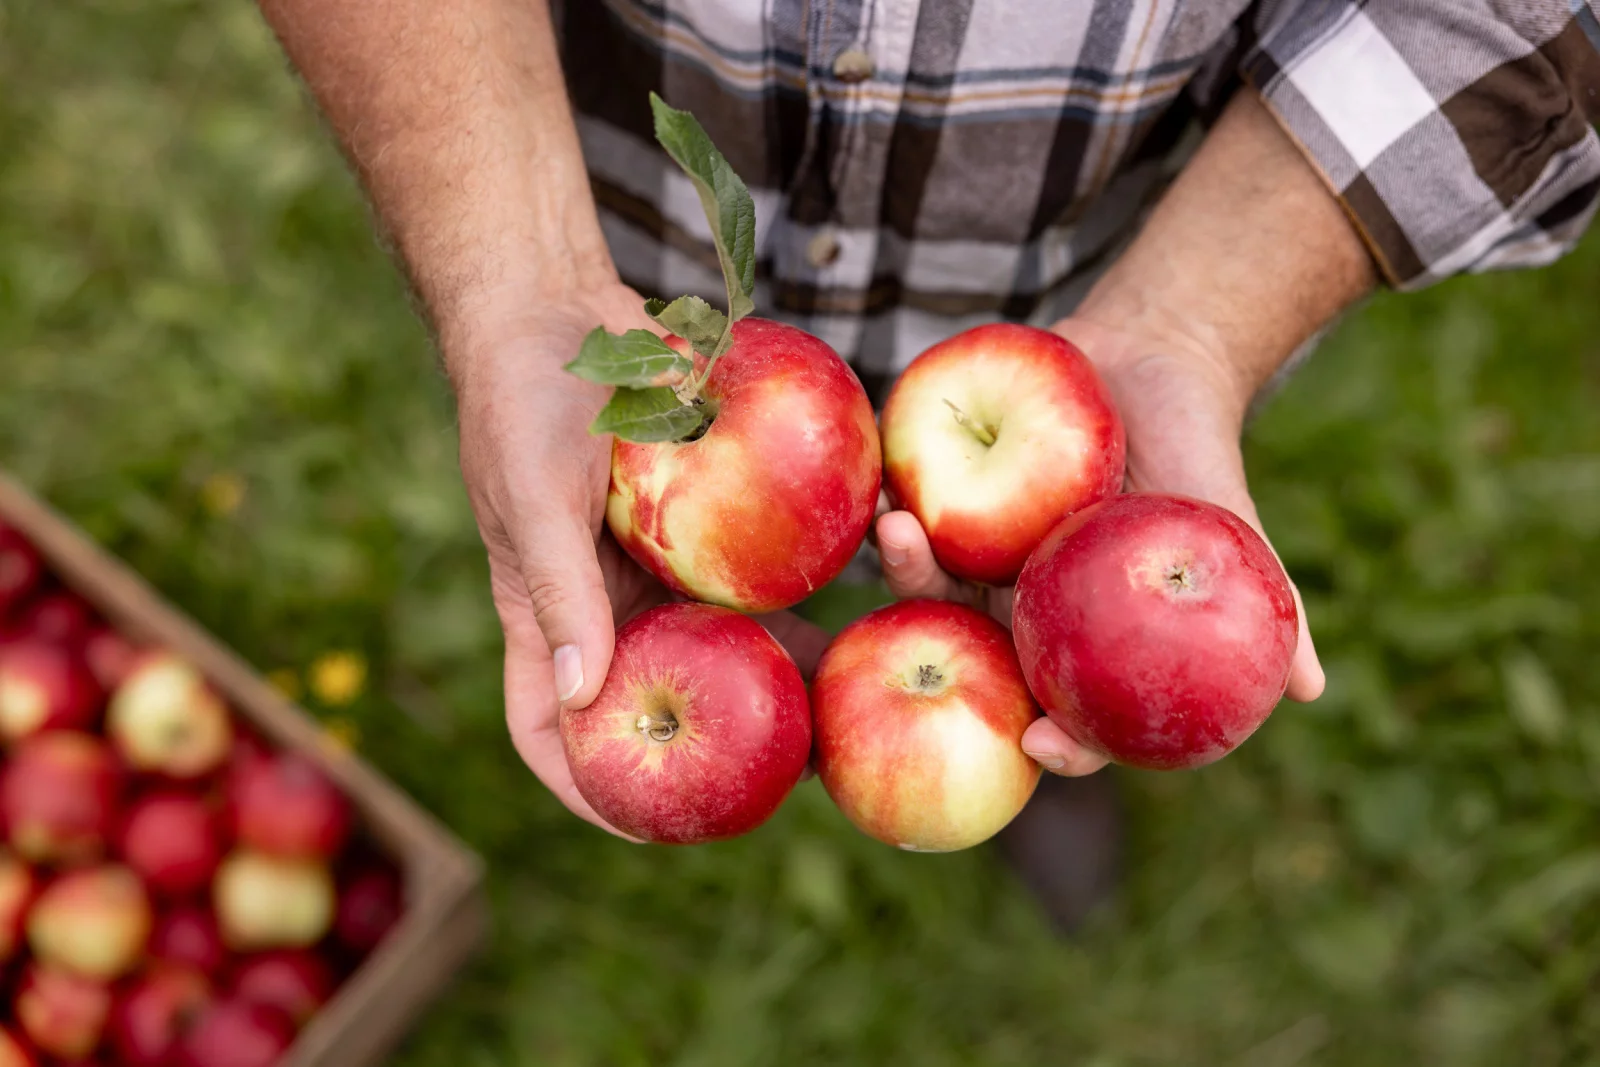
[635,712,679,743]
[942,399,997,448]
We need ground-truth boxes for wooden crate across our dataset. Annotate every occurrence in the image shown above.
[0,472,488,1067]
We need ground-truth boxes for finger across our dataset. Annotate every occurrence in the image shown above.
[755,610,832,680]
[516,509,618,712]
[490,555,641,841]
[876,511,965,601]
[1020,717,1111,777]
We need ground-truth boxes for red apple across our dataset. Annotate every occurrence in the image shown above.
[0,1025,35,1067]
[108,653,233,779]
[83,629,139,691]
[10,594,94,649]
[811,599,1041,851]
[27,864,152,979]
[2,731,121,865]
[108,966,212,1067]
[607,318,881,613]
[879,323,1125,585]
[118,791,224,897]
[560,603,810,843]
[150,907,226,973]
[0,527,42,618]
[173,999,295,1067]
[334,866,402,954]
[215,851,336,951]
[228,752,350,859]
[0,643,100,742]
[0,850,34,960]
[230,949,332,1025]
[1013,493,1299,770]
[15,965,111,1061]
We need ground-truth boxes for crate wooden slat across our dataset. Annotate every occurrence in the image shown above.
[0,472,488,1067]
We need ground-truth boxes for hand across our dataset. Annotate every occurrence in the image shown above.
[875,316,1325,778]
[451,280,829,837]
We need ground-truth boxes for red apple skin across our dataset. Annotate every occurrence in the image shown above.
[607,318,881,613]
[812,600,1042,852]
[118,792,224,897]
[880,323,1126,586]
[27,864,153,980]
[334,866,402,954]
[83,629,140,691]
[108,966,212,1067]
[0,850,35,961]
[560,603,811,843]
[2,732,121,865]
[149,907,227,973]
[0,527,42,619]
[0,1025,36,1067]
[214,851,336,951]
[230,949,333,1025]
[10,594,94,650]
[15,965,112,1061]
[0,643,101,743]
[108,653,233,780]
[173,999,296,1067]
[228,752,351,860]
[1013,493,1299,771]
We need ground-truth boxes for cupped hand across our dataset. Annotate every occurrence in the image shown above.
[875,316,1325,778]
[450,280,828,837]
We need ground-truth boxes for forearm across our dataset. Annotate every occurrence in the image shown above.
[1076,88,1376,418]
[256,0,612,354]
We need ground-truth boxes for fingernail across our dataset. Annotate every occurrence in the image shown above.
[1024,750,1066,771]
[880,540,908,567]
[554,644,584,704]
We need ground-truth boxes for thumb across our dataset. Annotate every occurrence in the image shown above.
[517,511,617,710]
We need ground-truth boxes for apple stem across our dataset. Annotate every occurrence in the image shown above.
[942,400,997,447]
[635,713,679,743]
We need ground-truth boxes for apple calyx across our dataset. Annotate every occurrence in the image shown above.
[564,93,757,444]
[941,399,997,447]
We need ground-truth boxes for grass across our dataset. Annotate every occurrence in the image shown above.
[5,2,1600,1064]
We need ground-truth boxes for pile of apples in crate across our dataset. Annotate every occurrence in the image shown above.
[556,97,1300,852]
[0,524,402,1067]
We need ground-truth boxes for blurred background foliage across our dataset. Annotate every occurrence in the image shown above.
[4,2,1600,1064]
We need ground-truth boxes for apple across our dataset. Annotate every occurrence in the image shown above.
[606,318,881,613]
[230,949,333,1024]
[27,864,153,979]
[83,628,139,691]
[107,966,212,1067]
[878,323,1125,585]
[150,906,226,973]
[215,850,336,950]
[1013,492,1299,770]
[118,791,224,896]
[0,850,35,960]
[0,642,100,742]
[228,751,350,859]
[335,865,402,953]
[173,999,296,1067]
[0,1026,35,1067]
[10,593,94,649]
[108,653,233,779]
[811,599,1042,851]
[0,526,42,618]
[2,731,121,865]
[15,965,111,1061]
[560,602,810,843]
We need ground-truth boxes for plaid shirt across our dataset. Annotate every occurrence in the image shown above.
[557,0,1600,401]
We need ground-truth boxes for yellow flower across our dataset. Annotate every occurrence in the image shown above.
[201,472,246,517]
[266,668,302,701]
[309,650,367,707]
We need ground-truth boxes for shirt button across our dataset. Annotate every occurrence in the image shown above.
[807,230,842,268]
[832,49,875,83]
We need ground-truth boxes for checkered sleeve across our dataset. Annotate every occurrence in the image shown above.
[1243,2,1600,289]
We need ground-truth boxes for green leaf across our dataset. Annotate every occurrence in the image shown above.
[563,327,691,388]
[648,294,728,359]
[590,386,706,443]
[649,92,755,357]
